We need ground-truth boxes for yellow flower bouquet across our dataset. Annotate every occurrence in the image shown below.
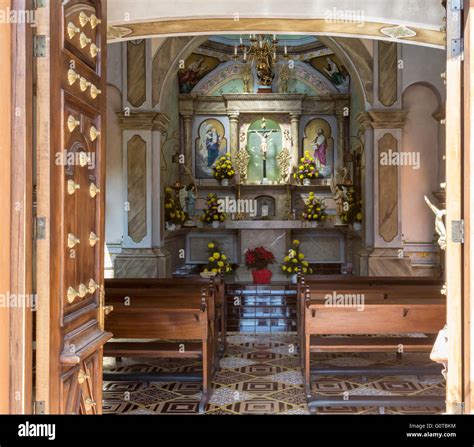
[281,239,313,279]
[293,151,319,185]
[201,241,233,276]
[213,153,235,185]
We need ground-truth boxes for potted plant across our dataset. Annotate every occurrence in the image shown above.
[213,153,235,186]
[201,241,233,278]
[294,151,319,186]
[164,187,186,230]
[301,191,326,227]
[200,193,226,228]
[245,246,275,284]
[281,239,313,283]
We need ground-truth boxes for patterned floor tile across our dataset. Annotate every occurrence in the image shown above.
[104,332,446,415]
[232,378,290,396]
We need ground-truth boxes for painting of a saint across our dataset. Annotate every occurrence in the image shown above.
[312,128,328,168]
[303,118,334,178]
[195,118,228,179]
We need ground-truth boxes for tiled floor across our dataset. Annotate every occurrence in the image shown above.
[103,333,445,415]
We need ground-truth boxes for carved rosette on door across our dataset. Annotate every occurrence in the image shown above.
[46,0,111,414]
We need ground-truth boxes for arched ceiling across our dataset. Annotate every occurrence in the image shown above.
[107,0,446,48]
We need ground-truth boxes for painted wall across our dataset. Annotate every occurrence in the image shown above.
[105,84,124,245]
[401,83,440,243]
[159,76,181,187]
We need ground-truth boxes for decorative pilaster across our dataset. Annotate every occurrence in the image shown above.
[335,104,347,172]
[356,110,411,276]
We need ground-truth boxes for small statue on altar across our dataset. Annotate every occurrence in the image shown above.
[331,173,347,227]
[185,183,196,218]
[312,128,328,171]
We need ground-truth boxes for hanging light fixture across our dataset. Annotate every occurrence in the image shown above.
[236,34,279,92]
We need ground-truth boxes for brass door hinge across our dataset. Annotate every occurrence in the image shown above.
[34,400,45,414]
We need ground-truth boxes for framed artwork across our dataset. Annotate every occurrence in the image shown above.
[194,118,228,179]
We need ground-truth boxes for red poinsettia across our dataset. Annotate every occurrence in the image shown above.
[245,246,275,270]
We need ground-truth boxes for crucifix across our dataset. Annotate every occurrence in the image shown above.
[249,117,276,184]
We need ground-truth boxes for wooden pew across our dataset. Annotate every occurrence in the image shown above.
[298,276,446,412]
[105,277,227,353]
[297,276,443,368]
[103,284,217,413]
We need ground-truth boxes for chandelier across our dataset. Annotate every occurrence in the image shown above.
[234,34,287,88]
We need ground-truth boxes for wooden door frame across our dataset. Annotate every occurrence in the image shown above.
[0,0,12,415]
[464,0,474,414]
[1,1,469,415]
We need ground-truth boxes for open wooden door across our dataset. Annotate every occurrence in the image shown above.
[35,0,111,414]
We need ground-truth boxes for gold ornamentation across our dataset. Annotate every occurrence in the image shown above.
[79,77,91,92]
[67,287,78,304]
[89,231,99,247]
[67,22,80,39]
[78,152,89,167]
[67,69,80,86]
[67,180,80,195]
[79,11,101,29]
[78,283,88,298]
[89,182,100,198]
[107,25,132,40]
[276,147,292,183]
[67,115,80,132]
[234,145,250,182]
[88,279,98,294]
[90,43,100,58]
[79,32,92,49]
[67,233,80,248]
[104,305,114,316]
[89,84,101,99]
[278,63,291,94]
[89,126,100,141]
[84,397,96,411]
[241,63,253,94]
[77,369,90,384]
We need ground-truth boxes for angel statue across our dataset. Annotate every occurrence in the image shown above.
[331,175,346,226]
[424,196,447,250]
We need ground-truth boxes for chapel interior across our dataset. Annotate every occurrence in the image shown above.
[101,32,447,415]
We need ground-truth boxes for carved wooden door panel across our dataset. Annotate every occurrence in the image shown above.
[35,0,111,414]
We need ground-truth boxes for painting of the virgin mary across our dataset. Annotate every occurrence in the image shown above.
[195,118,228,179]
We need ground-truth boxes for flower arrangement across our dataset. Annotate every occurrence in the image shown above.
[202,241,233,276]
[340,186,363,225]
[200,193,226,224]
[281,239,313,276]
[245,246,275,271]
[213,153,235,181]
[294,151,319,183]
[164,187,186,225]
[301,191,326,222]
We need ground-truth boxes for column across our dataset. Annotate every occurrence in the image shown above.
[182,113,193,181]
[228,112,240,160]
[289,113,301,170]
[335,104,348,172]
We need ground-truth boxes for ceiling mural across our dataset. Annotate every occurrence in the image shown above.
[178,36,349,96]
[178,53,221,93]
[309,53,350,93]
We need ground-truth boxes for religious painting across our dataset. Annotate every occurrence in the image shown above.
[246,118,282,183]
[194,118,228,179]
[309,54,350,93]
[302,118,334,178]
[178,53,220,93]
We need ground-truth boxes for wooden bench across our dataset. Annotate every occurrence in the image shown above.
[103,283,217,413]
[298,276,446,412]
[105,276,227,353]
